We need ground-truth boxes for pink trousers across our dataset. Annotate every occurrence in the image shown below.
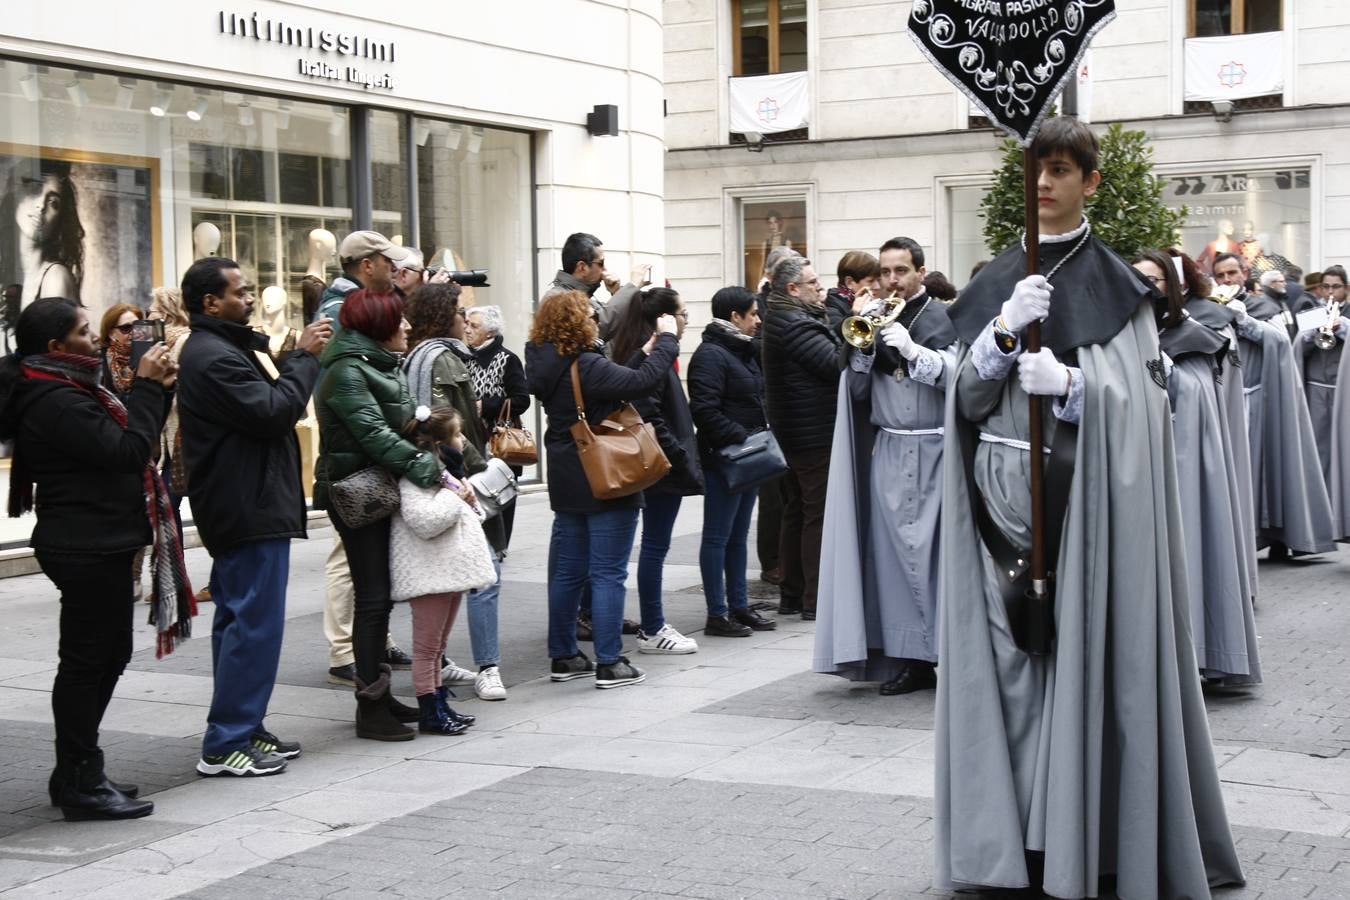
[407,593,462,696]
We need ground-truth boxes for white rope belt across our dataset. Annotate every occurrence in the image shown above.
[978,432,1046,453]
[880,426,944,436]
[1243,385,1262,395]
[1307,380,1336,390]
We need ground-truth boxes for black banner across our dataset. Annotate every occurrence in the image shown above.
[907,0,1116,146]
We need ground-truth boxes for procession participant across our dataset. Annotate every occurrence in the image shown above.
[1172,249,1259,604]
[1214,254,1337,560]
[814,237,956,696]
[1297,264,1349,498]
[934,116,1242,899]
[1136,249,1261,686]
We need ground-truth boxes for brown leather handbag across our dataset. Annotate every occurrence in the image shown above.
[568,360,670,500]
[488,398,538,466]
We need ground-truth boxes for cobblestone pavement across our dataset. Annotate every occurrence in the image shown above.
[0,493,1347,898]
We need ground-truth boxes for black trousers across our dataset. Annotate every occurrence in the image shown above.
[37,549,137,762]
[778,447,831,614]
[756,474,786,571]
[330,509,394,687]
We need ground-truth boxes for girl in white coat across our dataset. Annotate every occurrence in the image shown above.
[390,406,498,735]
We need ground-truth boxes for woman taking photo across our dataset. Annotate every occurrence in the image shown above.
[606,287,703,656]
[687,286,776,637]
[1,298,182,820]
[526,289,680,689]
[315,289,442,741]
[99,303,141,403]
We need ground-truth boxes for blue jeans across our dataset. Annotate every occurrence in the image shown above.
[548,509,639,665]
[636,492,683,635]
[466,553,502,668]
[202,539,290,757]
[699,466,758,618]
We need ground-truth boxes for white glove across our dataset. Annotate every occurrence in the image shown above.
[1227,299,1248,326]
[1337,317,1349,340]
[1018,348,1071,397]
[1000,275,1052,332]
[880,322,919,360]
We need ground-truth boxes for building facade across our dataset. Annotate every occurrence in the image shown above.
[0,0,662,544]
[664,0,1350,308]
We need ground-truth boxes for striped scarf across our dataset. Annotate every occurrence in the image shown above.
[16,353,195,656]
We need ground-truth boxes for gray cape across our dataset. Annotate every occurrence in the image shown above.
[1322,340,1350,538]
[934,305,1243,898]
[1241,323,1338,553]
[1168,349,1262,682]
[1301,338,1345,499]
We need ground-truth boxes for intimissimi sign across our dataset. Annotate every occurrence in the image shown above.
[217,11,397,90]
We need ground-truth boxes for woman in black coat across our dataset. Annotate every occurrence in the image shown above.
[463,303,530,546]
[608,288,703,657]
[525,288,680,690]
[687,287,778,637]
[1,298,181,821]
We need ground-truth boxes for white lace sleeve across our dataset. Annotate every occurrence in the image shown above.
[971,320,1021,381]
[849,348,875,374]
[907,345,945,386]
[1051,366,1084,424]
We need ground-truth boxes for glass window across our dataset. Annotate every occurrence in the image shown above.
[741,198,807,290]
[1190,0,1281,36]
[947,185,997,291]
[1163,167,1310,278]
[733,0,808,75]
[369,109,407,241]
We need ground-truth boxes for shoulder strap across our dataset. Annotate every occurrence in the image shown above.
[496,397,512,426]
[570,360,586,421]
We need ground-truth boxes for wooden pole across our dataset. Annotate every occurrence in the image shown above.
[1023,145,1052,656]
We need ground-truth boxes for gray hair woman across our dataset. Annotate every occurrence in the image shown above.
[463,304,530,545]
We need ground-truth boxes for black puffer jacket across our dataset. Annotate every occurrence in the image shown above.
[526,334,678,514]
[632,363,704,497]
[10,375,165,554]
[177,313,320,554]
[761,292,843,454]
[687,322,766,460]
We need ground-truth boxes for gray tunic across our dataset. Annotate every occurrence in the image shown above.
[1168,351,1262,682]
[934,306,1243,899]
[1301,338,1342,490]
[1323,340,1350,538]
[814,344,952,680]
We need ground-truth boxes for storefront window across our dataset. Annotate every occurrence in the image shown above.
[947,184,997,290]
[1164,167,1311,278]
[740,198,807,289]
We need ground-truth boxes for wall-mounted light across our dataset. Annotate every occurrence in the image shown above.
[276,100,292,129]
[186,92,209,122]
[1211,99,1233,123]
[446,124,463,150]
[415,120,432,147]
[744,131,764,152]
[18,67,39,102]
[115,78,136,110]
[65,80,88,107]
[586,103,619,137]
[149,83,173,117]
[467,126,483,154]
[237,102,254,127]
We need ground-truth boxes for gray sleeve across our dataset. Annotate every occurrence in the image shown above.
[971,320,1021,381]
[597,283,639,341]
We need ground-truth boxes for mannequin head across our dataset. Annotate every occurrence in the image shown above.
[307,228,336,276]
[261,285,289,319]
[1217,219,1235,239]
[193,222,221,259]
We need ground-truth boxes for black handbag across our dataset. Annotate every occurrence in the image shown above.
[715,428,788,494]
[328,466,400,528]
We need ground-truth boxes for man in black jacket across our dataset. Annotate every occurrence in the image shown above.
[177,257,332,778]
[761,255,841,620]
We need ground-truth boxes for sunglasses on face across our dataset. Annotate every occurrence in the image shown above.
[114,323,136,334]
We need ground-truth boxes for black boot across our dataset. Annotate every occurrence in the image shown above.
[417,694,469,736]
[48,749,139,804]
[436,685,476,727]
[354,668,415,742]
[52,755,153,821]
[367,662,420,723]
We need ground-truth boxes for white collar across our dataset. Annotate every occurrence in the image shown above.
[1040,217,1089,245]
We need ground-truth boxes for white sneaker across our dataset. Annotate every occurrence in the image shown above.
[475,666,507,701]
[636,623,699,655]
[440,658,477,685]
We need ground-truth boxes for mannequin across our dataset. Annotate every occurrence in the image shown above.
[1238,220,1264,267]
[257,285,298,362]
[193,222,221,260]
[1197,219,1242,276]
[306,229,336,279]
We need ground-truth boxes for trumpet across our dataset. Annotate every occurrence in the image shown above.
[1315,299,1343,350]
[841,291,907,350]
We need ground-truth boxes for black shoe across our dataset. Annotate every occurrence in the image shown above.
[801,610,816,622]
[595,656,646,689]
[621,618,641,636]
[550,651,596,682]
[327,664,356,686]
[1267,542,1290,562]
[354,668,415,742]
[49,749,139,805]
[748,600,780,613]
[879,665,937,696]
[416,694,469,736]
[760,567,784,585]
[251,727,302,760]
[704,615,753,637]
[51,756,154,820]
[435,685,476,727]
[732,608,778,631]
[576,612,594,642]
[778,600,803,616]
[384,645,413,670]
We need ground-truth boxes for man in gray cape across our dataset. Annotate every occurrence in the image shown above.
[1213,254,1337,559]
[1295,265,1350,525]
[934,117,1243,898]
[814,237,957,695]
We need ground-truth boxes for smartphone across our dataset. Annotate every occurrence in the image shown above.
[128,319,166,370]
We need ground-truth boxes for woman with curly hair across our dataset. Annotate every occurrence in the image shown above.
[525,288,681,690]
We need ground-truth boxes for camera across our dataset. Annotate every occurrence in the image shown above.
[427,267,491,287]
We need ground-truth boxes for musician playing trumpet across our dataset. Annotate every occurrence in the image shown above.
[1298,264,1350,509]
[814,237,957,696]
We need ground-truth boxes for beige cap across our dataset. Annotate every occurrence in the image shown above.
[338,230,411,264]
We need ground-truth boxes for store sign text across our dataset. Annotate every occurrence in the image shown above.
[218,11,396,91]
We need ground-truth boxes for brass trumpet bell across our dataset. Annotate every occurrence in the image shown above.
[1315,299,1343,350]
[841,295,907,350]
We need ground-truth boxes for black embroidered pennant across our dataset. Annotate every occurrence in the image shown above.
[1147,358,1167,389]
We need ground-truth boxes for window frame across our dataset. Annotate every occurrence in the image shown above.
[1187,0,1282,37]
[732,0,806,76]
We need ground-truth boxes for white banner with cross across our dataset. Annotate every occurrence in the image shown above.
[729,71,809,134]
[1184,32,1284,102]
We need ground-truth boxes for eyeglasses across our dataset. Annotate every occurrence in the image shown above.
[1143,275,1167,288]
[400,267,425,276]
[455,308,468,320]
[674,311,689,319]
[591,258,606,268]
[113,323,136,334]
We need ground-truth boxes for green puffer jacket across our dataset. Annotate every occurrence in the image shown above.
[313,328,442,510]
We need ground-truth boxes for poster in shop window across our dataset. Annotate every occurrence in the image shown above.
[0,143,161,351]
